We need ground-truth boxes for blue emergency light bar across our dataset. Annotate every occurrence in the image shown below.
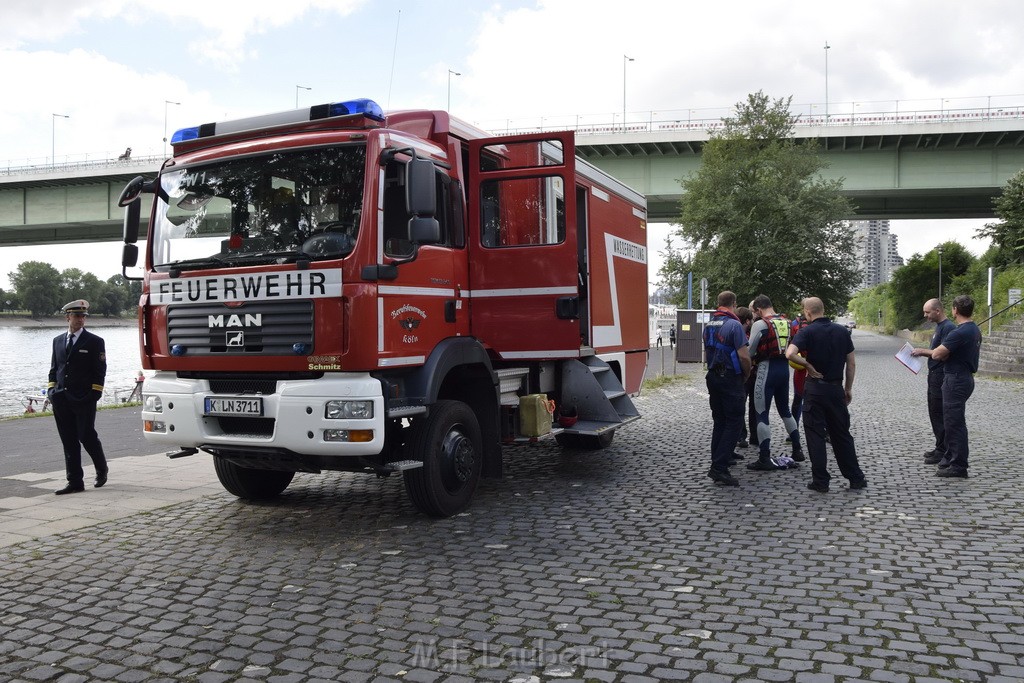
[170,98,385,145]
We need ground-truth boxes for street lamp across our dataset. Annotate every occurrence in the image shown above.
[163,100,181,157]
[447,69,461,111]
[51,113,69,167]
[824,41,831,123]
[623,54,634,132]
[937,245,943,301]
[295,85,311,108]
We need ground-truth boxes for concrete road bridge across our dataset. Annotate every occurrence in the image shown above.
[2,104,1024,247]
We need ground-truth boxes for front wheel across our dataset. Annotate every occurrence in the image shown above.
[214,457,295,500]
[403,400,482,517]
[555,430,615,451]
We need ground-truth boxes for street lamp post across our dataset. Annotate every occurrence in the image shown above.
[623,54,634,132]
[295,85,311,108]
[51,113,69,167]
[163,100,181,157]
[824,42,831,123]
[447,69,461,111]
[938,245,944,301]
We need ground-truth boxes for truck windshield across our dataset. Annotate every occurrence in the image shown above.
[151,145,366,271]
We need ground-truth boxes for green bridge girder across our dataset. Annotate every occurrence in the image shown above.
[2,117,1023,247]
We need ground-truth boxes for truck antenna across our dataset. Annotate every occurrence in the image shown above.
[386,9,401,111]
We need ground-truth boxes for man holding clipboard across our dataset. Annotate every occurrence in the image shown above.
[909,299,956,465]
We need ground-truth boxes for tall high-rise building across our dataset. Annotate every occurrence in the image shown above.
[852,219,904,290]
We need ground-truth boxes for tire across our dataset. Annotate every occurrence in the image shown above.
[214,457,295,500]
[403,400,482,517]
[555,429,615,451]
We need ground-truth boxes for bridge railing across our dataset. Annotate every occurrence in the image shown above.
[4,100,1024,175]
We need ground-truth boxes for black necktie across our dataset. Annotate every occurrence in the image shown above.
[66,334,74,355]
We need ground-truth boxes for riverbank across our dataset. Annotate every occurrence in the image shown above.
[0,314,136,328]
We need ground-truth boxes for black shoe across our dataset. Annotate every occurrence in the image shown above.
[848,479,868,490]
[923,453,944,464]
[792,450,806,462]
[936,458,952,470]
[736,439,749,448]
[708,469,739,486]
[747,459,778,471]
[95,470,108,488]
[807,481,829,493]
[936,467,968,478]
[55,484,85,495]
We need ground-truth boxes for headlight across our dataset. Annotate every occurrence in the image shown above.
[144,395,163,413]
[325,400,374,420]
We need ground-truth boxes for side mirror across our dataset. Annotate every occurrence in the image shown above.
[122,243,139,268]
[406,157,436,217]
[118,176,147,207]
[122,197,141,244]
[409,216,440,245]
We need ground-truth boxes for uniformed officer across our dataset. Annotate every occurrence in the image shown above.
[48,299,109,494]
[785,297,867,492]
[930,294,982,478]
[910,298,956,464]
[703,291,752,486]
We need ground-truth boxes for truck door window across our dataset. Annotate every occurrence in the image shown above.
[477,139,565,248]
[480,175,565,247]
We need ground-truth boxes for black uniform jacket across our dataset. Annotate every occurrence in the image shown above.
[48,328,107,401]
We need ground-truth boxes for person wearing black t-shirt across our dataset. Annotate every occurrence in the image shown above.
[930,295,983,478]
[785,297,867,493]
[911,298,956,464]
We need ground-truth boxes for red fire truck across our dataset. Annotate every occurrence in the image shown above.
[118,97,648,516]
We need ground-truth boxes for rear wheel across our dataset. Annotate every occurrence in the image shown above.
[403,400,482,517]
[555,430,615,451]
[214,457,295,500]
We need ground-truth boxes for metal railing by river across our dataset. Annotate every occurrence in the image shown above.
[0,325,142,418]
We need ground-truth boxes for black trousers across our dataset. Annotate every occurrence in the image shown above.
[942,370,974,470]
[926,369,946,455]
[52,393,107,486]
[802,381,864,485]
[706,370,745,473]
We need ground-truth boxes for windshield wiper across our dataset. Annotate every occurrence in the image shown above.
[156,255,231,273]
[222,249,313,265]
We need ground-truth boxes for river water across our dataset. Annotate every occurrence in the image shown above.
[0,326,143,418]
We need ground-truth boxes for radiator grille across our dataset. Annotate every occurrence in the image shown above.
[166,300,313,356]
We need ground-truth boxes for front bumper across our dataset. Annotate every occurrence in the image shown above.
[140,371,386,457]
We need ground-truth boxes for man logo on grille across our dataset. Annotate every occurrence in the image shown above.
[226,331,245,347]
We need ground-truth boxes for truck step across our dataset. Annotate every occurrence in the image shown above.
[384,460,424,471]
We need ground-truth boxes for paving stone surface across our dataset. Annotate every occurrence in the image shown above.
[0,330,1022,682]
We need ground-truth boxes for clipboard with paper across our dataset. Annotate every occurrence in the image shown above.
[895,342,925,375]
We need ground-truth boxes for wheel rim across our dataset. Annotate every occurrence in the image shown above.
[439,426,475,493]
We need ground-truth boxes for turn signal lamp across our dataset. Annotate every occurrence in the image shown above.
[171,98,385,145]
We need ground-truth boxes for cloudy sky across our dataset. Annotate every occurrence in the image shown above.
[1,0,1020,288]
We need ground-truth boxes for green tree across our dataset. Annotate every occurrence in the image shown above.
[978,168,1024,266]
[889,241,974,330]
[665,91,859,313]
[8,261,61,317]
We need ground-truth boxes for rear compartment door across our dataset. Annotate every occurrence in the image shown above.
[466,132,579,359]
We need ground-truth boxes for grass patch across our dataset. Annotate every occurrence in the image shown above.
[643,374,691,391]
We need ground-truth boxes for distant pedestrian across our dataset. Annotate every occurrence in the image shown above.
[655,329,663,348]
[789,313,808,432]
[47,299,108,495]
[929,295,982,478]
[668,325,676,349]
[703,291,752,486]
[910,298,956,465]
[786,297,866,492]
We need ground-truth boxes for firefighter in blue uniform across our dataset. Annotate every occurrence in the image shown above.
[785,296,867,492]
[703,291,752,486]
[910,298,956,464]
[48,299,109,494]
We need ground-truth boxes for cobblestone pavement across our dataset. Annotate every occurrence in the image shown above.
[1,330,1022,682]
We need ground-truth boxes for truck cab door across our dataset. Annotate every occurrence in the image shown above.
[466,132,580,359]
